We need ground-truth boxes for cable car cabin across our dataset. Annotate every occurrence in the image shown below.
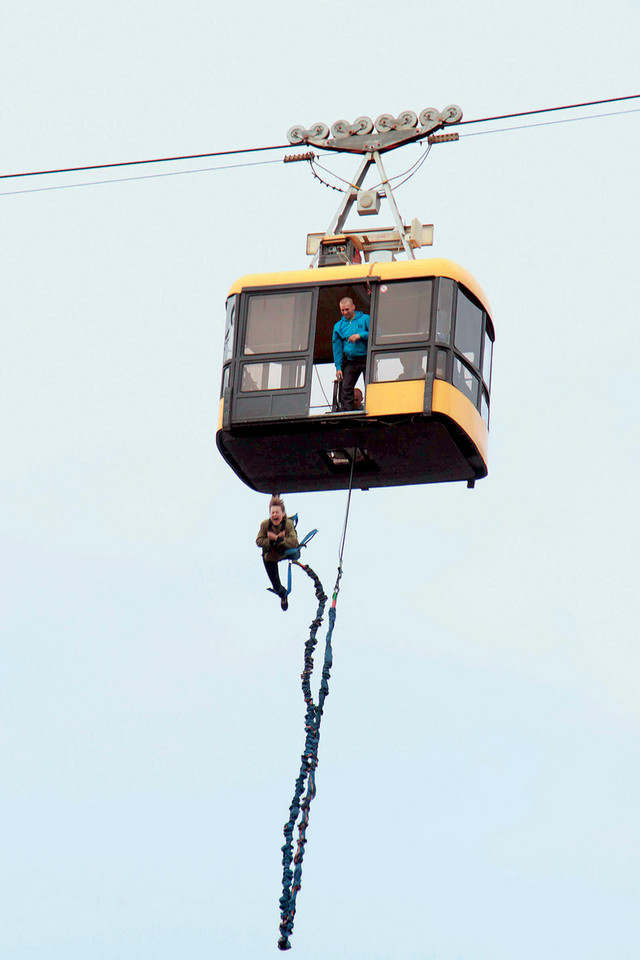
[216,258,494,493]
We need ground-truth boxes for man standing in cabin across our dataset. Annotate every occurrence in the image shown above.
[332,297,369,411]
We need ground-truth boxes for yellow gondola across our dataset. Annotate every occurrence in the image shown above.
[216,254,494,493]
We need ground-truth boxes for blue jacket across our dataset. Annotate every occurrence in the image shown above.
[332,311,370,370]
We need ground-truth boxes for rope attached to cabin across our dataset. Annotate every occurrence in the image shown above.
[277,560,328,951]
[277,456,357,951]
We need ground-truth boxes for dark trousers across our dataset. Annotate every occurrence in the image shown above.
[263,558,285,595]
[340,357,366,410]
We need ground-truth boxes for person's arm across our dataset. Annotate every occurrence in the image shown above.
[349,313,369,343]
[256,520,270,548]
[347,314,369,344]
[332,324,343,377]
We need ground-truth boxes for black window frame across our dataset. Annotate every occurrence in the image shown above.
[372,277,434,347]
[220,274,494,426]
[242,288,314,357]
[369,277,493,424]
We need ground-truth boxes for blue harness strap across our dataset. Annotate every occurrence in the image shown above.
[281,527,318,595]
[265,514,318,599]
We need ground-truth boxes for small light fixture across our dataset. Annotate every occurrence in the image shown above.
[357,190,380,216]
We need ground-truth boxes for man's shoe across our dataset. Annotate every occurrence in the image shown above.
[280,593,289,611]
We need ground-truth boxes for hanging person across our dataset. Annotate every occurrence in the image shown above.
[332,296,370,411]
[256,495,299,611]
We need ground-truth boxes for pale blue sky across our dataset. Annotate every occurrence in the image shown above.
[2,2,639,958]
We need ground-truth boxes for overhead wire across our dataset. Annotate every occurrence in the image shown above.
[310,142,432,197]
[5,103,635,199]
[460,106,640,138]
[0,142,289,181]
[308,159,346,193]
[379,142,432,190]
[0,94,637,189]
[0,157,283,197]
[309,158,357,190]
[306,102,638,199]
[456,93,640,127]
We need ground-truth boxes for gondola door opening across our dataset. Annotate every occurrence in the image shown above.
[309,282,372,416]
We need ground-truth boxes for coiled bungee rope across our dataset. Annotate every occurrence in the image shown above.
[277,457,356,951]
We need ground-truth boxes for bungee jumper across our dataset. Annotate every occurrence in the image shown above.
[256,495,299,611]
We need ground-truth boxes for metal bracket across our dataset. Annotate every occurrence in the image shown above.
[287,106,462,155]
[423,372,434,416]
[222,385,232,429]
[294,106,462,267]
[310,150,417,265]
[321,151,414,259]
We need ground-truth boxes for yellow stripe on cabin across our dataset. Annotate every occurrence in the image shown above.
[227,258,492,315]
[365,378,488,465]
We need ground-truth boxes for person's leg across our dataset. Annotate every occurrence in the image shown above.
[264,559,289,610]
[341,358,365,410]
[263,559,284,595]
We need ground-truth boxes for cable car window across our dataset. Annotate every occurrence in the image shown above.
[481,391,490,426]
[436,279,454,343]
[221,365,230,396]
[482,328,494,388]
[240,359,307,392]
[223,296,236,363]
[453,357,480,406]
[244,291,312,355]
[454,290,483,366]
[372,350,429,382]
[375,281,432,344]
[436,348,448,380]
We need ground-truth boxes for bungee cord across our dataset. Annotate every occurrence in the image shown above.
[278,455,357,951]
